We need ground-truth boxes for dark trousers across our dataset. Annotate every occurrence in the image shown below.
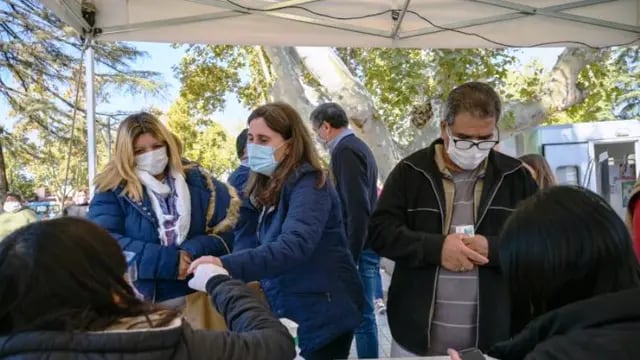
[301,331,354,360]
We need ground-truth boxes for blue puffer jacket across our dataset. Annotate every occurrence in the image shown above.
[88,167,240,302]
[221,163,364,354]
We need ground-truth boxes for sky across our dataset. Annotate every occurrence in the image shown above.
[1,43,564,137]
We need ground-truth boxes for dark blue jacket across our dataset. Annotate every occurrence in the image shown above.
[331,133,378,262]
[88,167,240,302]
[221,163,363,354]
[227,164,250,198]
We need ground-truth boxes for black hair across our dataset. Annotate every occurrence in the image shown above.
[309,102,349,129]
[500,186,640,331]
[235,128,248,159]
[0,218,175,334]
[443,82,501,125]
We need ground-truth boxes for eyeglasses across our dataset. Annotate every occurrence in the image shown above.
[448,127,499,150]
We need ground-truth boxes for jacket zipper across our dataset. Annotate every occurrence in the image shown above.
[474,166,521,232]
[257,207,267,244]
[405,161,445,350]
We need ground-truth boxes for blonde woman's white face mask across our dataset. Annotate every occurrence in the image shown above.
[135,147,168,175]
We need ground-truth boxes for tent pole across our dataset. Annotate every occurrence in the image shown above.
[107,117,112,160]
[85,42,97,198]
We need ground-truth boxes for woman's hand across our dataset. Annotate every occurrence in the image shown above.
[177,250,192,280]
[187,255,223,274]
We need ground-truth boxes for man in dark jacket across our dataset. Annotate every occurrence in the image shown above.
[311,102,380,359]
[228,129,250,198]
[369,82,538,356]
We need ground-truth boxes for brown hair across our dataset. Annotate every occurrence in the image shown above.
[519,153,556,189]
[444,82,502,125]
[246,102,326,207]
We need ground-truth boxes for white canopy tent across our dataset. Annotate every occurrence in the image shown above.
[39,0,640,192]
[42,0,640,48]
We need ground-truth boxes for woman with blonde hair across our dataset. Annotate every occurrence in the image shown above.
[189,102,363,360]
[89,112,239,308]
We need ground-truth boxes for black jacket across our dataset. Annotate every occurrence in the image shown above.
[331,133,379,261]
[0,276,296,360]
[489,287,640,360]
[369,139,538,355]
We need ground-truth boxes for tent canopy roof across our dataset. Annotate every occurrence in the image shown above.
[43,0,639,48]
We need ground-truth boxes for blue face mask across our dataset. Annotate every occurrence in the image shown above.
[247,143,284,176]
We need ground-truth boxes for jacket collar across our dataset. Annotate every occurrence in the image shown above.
[286,162,321,185]
[115,183,157,226]
[491,287,640,359]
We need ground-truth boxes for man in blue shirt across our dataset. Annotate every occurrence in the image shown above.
[311,103,380,359]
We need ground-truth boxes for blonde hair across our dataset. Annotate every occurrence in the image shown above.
[95,112,184,201]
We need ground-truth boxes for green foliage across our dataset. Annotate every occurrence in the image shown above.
[174,45,272,115]
[177,46,516,144]
[1,0,165,199]
[167,98,238,178]
[176,42,637,147]
[501,59,547,103]
[501,48,639,125]
[336,48,516,143]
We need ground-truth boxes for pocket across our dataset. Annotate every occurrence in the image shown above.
[281,292,331,330]
[407,208,442,231]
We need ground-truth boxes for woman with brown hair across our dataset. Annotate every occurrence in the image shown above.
[88,112,239,308]
[519,153,556,189]
[189,102,363,360]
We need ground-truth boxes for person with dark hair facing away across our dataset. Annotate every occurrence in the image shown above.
[627,179,640,260]
[0,193,38,240]
[189,102,363,360]
[228,128,250,198]
[369,82,538,356]
[449,186,640,360]
[0,218,295,359]
[311,102,380,359]
[519,153,556,189]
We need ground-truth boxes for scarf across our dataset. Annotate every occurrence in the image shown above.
[136,168,191,246]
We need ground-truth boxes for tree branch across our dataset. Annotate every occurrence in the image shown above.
[295,46,400,179]
[404,48,605,154]
[263,47,315,118]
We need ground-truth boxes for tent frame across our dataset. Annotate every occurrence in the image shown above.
[41,0,640,192]
[55,0,640,43]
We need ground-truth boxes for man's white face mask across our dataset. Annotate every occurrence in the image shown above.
[446,127,497,170]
